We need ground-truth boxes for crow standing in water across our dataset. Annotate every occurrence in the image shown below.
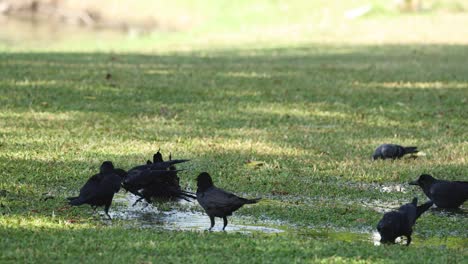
[196,172,261,231]
[123,150,195,205]
[67,161,126,219]
[372,144,419,160]
[377,197,433,246]
[409,174,468,209]
[124,169,196,205]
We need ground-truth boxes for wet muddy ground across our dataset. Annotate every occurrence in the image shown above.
[110,194,285,234]
[105,193,466,249]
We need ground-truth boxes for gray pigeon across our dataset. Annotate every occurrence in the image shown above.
[196,172,260,231]
[372,144,418,160]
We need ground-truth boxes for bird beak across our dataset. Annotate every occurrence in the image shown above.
[408,180,418,185]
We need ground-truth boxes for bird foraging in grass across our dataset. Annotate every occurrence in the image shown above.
[196,172,261,231]
[67,161,126,220]
[409,174,468,209]
[372,144,419,160]
[377,197,433,246]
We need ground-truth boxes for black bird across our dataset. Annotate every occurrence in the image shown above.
[372,144,418,160]
[409,174,468,209]
[123,169,196,205]
[128,150,189,176]
[67,161,126,219]
[196,172,260,231]
[377,197,433,246]
[123,150,194,205]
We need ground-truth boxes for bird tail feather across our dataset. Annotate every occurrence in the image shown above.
[68,198,84,206]
[403,146,418,154]
[178,190,197,200]
[165,159,190,166]
[416,200,433,219]
[244,198,261,204]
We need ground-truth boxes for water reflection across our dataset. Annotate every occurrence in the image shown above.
[110,194,285,233]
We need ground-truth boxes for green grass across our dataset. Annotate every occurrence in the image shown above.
[1,1,468,262]
[1,224,465,263]
[1,44,467,263]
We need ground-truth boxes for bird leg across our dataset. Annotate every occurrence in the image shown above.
[142,199,151,209]
[132,197,145,206]
[406,235,412,246]
[104,205,112,220]
[208,216,215,231]
[222,216,228,231]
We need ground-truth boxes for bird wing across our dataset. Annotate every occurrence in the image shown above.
[381,145,397,157]
[125,170,179,188]
[76,174,102,203]
[127,159,188,175]
[78,171,122,201]
[431,182,468,206]
[104,172,122,193]
[150,160,190,170]
[398,203,417,226]
[128,164,151,173]
[125,168,152,186]
[199,187,245,209]
[416,200,433,219]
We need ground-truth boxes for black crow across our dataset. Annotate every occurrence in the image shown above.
[372,144,418,160]
[196,172,260,231]
[153,149,163,163]
[409,174,468,209]
[67,161,126,219]
[123,150,194,205]
[129,159,189,173]
[377,197,433,246]
[128,149,189,174]
[123,169,195,205]
[145,149,162,165]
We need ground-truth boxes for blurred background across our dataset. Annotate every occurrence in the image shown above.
[1,0,468,52]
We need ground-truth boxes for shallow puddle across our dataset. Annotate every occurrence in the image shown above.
[379,184,407,193]
[110,194,284,233]
[106,193,465,249]
[360,199,404,213]
[429,207,468,217]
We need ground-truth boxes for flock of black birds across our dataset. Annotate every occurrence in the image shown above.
[67,144,467,245]
[372,144,467,245]
[67,149,260,231]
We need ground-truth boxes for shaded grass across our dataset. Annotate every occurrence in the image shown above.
[0,216,466,263]
[0,43,467,262]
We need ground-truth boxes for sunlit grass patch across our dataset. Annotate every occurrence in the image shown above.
[0,215,94,230]
[356,81,468,89]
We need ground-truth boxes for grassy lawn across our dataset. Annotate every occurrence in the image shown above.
[1,1,468,263]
